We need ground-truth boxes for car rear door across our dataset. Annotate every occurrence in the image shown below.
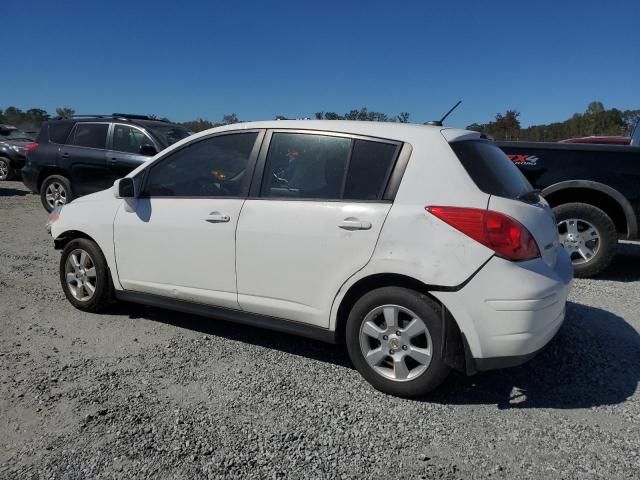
[235,130,402,328]
[107,123,158,182]
[61,122,110,195]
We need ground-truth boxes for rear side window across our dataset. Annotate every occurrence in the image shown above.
[70,123,109,149]
[262,133,351,199]
[450,140,533,199]
[48,122,74,144]
[261,133,399,200]
[344,140,397,199]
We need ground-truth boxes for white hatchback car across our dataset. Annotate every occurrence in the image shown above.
[48,120,572,397]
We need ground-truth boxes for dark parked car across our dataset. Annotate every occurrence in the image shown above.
[0,124,35,181]
[497,119,640,277]
[22,114,192,211]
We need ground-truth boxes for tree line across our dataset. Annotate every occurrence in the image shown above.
[1,101,638,141]
[467,101,640,141]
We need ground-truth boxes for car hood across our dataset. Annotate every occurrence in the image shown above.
[71,187,116,204]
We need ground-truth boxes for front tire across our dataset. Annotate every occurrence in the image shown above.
[0,156,14,181]
[41,175,73,212]
[554,202,618,278]
[345,287,450,398]
[60,238,112,312]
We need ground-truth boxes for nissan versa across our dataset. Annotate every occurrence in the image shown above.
[47,121,572,397]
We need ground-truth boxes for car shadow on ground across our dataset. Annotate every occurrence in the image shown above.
[116,300,638,409]
[0,186,29,197]
[591,242,640,282]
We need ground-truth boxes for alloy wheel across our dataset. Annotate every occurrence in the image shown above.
[358,304,433,382]
[0,159,8,180]
[64,249,97,302]
[45,182,67,209]
[557,218,601,264]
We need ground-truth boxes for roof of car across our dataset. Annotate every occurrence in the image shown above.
[191,120,473,144]
[45,116,184,129]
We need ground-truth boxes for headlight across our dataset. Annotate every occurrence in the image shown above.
[46,206,62,233]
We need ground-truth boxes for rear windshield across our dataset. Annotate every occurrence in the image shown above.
[450,140,533,199]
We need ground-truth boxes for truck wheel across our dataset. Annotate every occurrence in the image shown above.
[0,156,14,181]
[41,175,73,212]
[554,202,617,278]
[345,287,450,398]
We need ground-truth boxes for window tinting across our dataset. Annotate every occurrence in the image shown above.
[145,132,258,197]
[48,123,74,144]
[262,133,351,199]
[344,140,397,199]
[450,140,533,199]
[70,123,108,149]
[113,125,154,154]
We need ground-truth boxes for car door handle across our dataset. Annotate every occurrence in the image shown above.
[204,212,230,223]
[339,217,372,231]
[61,152,70,158]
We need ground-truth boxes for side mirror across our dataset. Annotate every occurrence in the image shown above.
[113,177,136,199]
[139,144,157,156]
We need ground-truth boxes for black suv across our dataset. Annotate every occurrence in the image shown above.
[22,114,192,211]
[0,124,35,181]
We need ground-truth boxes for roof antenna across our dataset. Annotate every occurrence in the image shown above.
[426,100,462,126]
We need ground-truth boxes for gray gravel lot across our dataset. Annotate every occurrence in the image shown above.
[1,179,639,479]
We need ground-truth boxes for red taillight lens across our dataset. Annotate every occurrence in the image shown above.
[426,206,540,261]
[25,142,39,155]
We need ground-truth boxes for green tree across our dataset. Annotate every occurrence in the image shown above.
[222,113,239,125]
[55,107,75,119]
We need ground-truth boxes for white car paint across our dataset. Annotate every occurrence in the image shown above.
[50,119,572,367]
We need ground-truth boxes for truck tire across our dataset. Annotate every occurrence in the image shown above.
[554,202,617,278]
[0,156,14,181]
[40,175,73,212]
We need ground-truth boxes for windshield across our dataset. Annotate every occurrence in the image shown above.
[450,140,534,200]
[0,128,34,141]
[148,125,192,147]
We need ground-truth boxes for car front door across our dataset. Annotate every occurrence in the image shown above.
[61,122,110,195]
[235,130,402,327]
[107,123,159,182]
[113,130,263,309]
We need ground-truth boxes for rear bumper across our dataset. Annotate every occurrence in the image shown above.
[20,165,39,193]
[432,246,573,372]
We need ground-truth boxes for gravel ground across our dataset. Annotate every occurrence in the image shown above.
[1,179,639,479]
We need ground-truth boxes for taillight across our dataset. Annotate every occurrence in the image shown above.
[25,142,39,155]
[426,206,540,261]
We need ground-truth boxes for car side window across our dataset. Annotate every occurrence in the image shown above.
[144,132,258,197]
[69,123,109,149]
[344,140,398,200]
[261,133,352,199]
[113,125,155,154]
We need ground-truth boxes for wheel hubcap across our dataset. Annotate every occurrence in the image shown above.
[45,182,67,209]
[557,218,601,265]
[0,160,8,179]
[64,249,97,301]
[359,305,433,382]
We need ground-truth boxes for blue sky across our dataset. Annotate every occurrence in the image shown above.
[2,0,638,127]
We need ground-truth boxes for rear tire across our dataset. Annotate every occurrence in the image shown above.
[41,175,73,212]
[554,202,617,278]
[59,238,112,313]
[345,287,450,398]
[0,156,14,181]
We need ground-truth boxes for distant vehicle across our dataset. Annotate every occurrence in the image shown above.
[47,120,571,397]
[498,119,640,277]
[0,124,35,181]
[21,114,192,211]
[558,136,631,145]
